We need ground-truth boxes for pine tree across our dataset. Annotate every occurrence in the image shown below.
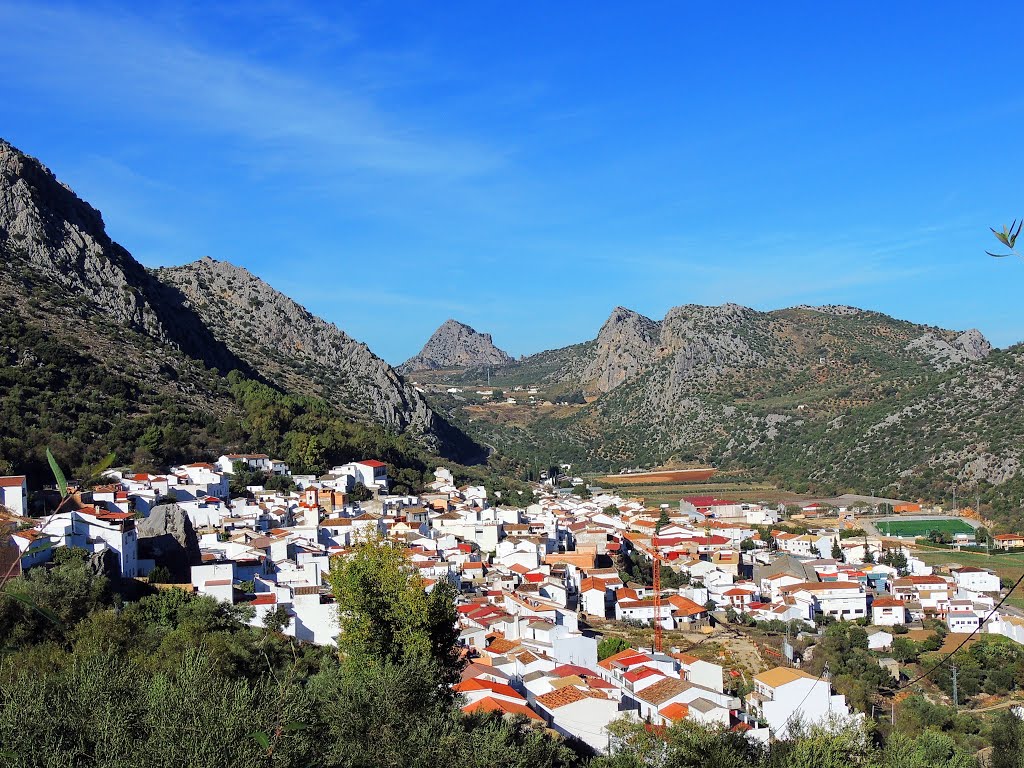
[656,507,671,533]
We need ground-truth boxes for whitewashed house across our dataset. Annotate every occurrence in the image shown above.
[747,667,858,739]
[952,566,1000,594]
[0,476,28,516]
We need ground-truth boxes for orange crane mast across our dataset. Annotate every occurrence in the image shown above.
[652,548,663,653]
[637,540,664,653]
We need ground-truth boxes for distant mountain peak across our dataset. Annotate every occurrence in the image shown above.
[401,319,513,372]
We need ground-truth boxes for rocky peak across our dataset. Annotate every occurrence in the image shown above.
[0,139,162,336]
[582,307,661,392]
[658,303,767,361]
[401,319,513,372]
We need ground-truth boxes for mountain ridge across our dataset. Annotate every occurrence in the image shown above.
[415,302,1020,509]
[0,137,480,480]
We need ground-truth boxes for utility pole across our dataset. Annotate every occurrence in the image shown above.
[823,662,832,713]
[951,662,959,710]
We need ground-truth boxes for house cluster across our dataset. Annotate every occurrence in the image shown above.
[456,617,860,748]
[5,462,1024,748]
[598,503,1012,642]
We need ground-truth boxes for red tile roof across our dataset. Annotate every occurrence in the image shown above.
[659,702,690,721]
[535,686,608,710]
[453,678,525,701]
[462,697,543,721]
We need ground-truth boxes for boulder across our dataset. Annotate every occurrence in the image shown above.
[137,503,201,582]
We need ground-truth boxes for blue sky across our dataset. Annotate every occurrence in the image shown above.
[3,1,1024,363]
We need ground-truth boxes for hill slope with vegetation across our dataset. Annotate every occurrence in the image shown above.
[419,303,1024,521]
[0,138,480,485]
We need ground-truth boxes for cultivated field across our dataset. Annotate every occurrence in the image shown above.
[597,468,718,485]
[876,519,974,537]
[591,479,815,507]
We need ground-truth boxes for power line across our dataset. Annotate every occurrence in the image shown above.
[898,570,1024,691]
[774,663,829,740]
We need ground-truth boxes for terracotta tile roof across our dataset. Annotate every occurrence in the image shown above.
[12,529,45,541]
[623,666,663,683]
[0,476,26,487]
[619,598,660,609]
[535,686,608,710]
[513,650,539,664]
[871,597,904,608]
[668,596,707,616]
[634,677,691,706]
[551,664,600,678]
[462,696,543,721]
[597,648,646,670]
[487,637,519,655]
[659,702,690,721]
[461,662,510,681]
[453,678,525,701]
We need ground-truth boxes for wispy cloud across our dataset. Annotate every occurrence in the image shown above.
[0,2,500,180]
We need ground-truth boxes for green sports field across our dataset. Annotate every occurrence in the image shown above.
[876,518,975,537]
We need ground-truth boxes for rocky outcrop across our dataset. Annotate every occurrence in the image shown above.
[792,304,865,317]
[0,139,245,374]
[137,504,202,582]
[905,328,992,372]
[87,546,121,580]
[581,307,661,393]
[401,319,514,373]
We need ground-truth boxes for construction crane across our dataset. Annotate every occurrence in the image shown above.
[652,546,663,654]
[636,539,664,654]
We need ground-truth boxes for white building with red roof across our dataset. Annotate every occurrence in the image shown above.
[38,505,139,577]
[0,475,27,516]
[951,566,1000,594]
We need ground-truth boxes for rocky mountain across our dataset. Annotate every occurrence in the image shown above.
[401,319,513,372]
[158,258,453,443]
[0,138,478,482]
[0,138,244,376]
[421,302,1014,503]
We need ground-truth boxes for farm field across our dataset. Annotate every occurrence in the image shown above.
[597,468,718,485]
[591,479,813,508]
[875,519,974,537]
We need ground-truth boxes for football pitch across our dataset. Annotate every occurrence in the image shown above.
[875,518,975,537]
